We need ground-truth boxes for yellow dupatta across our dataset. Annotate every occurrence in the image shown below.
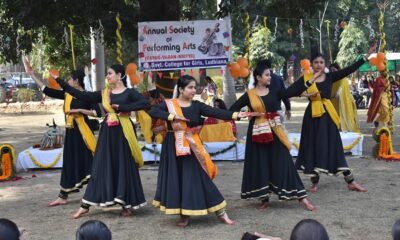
[247,89,292,151]
[101,88,144,167]
[64,93,96,155]
[304,73,340,128]
[136,110,153,144]
[165,99,217,180]
[331,77,360,132]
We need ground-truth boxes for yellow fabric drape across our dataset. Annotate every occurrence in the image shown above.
[304,73,340,129]
[102,88,144,167]
[165,99,217,180]
[136,110,153,144]
[247,89,292,151]
[155,134,163,144]
[331,77,360,132]
[199,122,237,142]
[377,92,390,123]
[64,93,96,155]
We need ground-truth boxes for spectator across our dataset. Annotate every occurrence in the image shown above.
[393,219,400,240]
[389,76,400,107]
[290,219,329,240]
[202,76,219,106]
[0,218,20,240]
[266,60,291,122]
[76,220,112,240]
[358,75,372,107]
[244,219,329,240]
[204,98,237,135]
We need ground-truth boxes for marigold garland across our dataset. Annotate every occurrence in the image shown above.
[25,150,62,168]
[377,6,394,132]
[0,144,16,181]
[376,127,400,161]
[0,153,12,181]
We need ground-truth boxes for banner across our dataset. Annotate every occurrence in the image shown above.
[138,18,232,71]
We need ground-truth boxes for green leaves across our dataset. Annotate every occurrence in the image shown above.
[336,21,367,67]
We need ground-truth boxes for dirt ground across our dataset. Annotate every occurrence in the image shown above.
[1,98,400,240]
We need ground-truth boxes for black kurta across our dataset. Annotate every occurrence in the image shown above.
[60,84,149,209]
[148,100,236,216]
[230,79,308,200]
[294,59,365,176]
[43,87,100,195]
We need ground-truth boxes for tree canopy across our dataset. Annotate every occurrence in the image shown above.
[0,0,398,71]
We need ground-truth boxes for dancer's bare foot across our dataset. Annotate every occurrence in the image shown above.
[47,198,67,207]
[256,201,269,210]
[120,209,133,217]
[299,198,317,212]
[217,212,235,225]
[308,184,318,193]
[72,207,89,219]
[177,215,190,228]
[348,182,368,192]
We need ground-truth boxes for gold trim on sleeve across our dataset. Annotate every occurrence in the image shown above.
[167,114,175,121]
[232,112,239,120]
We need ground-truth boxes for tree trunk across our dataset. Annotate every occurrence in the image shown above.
[223,68,237,108]
[221,16,237,107]
[90,27,105,91]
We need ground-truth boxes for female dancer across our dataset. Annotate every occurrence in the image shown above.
[24,59,99,207]
[229,60,316,211]
[54,64,149,218]
[329,63,360,132]
[148,75,247,227]
[295,46,375,193]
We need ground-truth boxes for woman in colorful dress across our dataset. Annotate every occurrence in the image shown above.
[24,59,99,207]
[295,45,376,193]
[202,76,219,106]
[229,60,316,211]
[367,72,390,128]
[54,64,149,218]
[148,75,247,227]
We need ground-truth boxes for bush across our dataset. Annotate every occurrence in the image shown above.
[15,88,36,103]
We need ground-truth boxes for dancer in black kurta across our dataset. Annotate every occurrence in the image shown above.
[24,60,99,207]
[54,64,149,218]
[149,75,247,227]
[230,60,315,211]
[294,49,375,193]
